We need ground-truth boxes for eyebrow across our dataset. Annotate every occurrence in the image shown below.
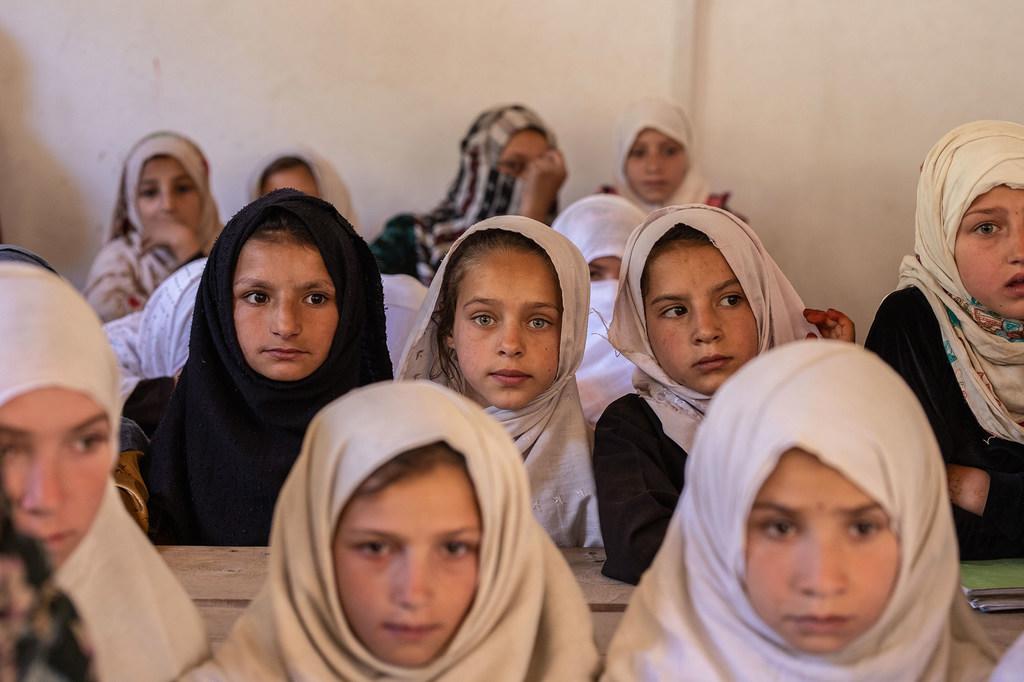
[750,501,885,516]
[139,174,194,185]
[0,413,108,438]
[648,278,741,307]
[462,297,560,313]
[962,206,1006,219]
[233,277,335,290]
[345,526,482,540]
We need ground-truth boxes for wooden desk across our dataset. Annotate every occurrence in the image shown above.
[158,547,1024,654]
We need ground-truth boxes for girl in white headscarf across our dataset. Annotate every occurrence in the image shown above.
[595,204,852,584]
[187,381,598,681]
[398,216,601,547]
[0,263,208,681]
[84,131,222,322]
[608,97,733,213]
[865,120,1024,559]
[552,194,645,425]
[603,340,998,682]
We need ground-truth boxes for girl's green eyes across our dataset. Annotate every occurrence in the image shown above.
[470,315,552,329]
[973,222,998,235]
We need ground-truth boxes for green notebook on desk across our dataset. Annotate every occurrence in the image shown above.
[961,559,1024,612]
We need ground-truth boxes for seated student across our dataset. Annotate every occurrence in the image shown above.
[104,257,206,435]
[606,97,733,212]
[596,204,852,584]
[866,120,1024,559]
[398,217,601,547]
[145,189,392,546]
[185,381,598,681]
[371,104,566,283]
[603,341,999,681]
[84,131,222,322]
[552,194,646,426]
[0,263,208,681]
[251,149,428,367]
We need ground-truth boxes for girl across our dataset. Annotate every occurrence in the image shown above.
[398,216,601,547]
[187,381,598,681]
[603,341,998,681]
[145,189,392,546]
[596,204,851,583]
[865,120,1024,559]
[0,263,208,681]
[371,104,566,283]
[84,131,222,322]
[552,194,646,426]
[608,97,732,212]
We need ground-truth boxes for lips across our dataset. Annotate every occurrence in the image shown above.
[262,347,309,361]
[1004,273,1024,294]
[490,369,531,387]
[786,614,853,635]
[692,354,731,372]
[382,622,441,641]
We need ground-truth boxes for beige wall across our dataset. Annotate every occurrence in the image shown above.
[3,1,1024,336]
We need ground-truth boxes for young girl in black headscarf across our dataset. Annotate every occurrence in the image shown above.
[145,189,392,546]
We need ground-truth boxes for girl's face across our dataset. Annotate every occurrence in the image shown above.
[495,129,550,178]
[233,237,339,381]
[643,243,759,395]
[261,165,320,198]
[135,156,202,234]
[745,449,900,654]
[588,256,622,282]
[624,128,689,205]
[0,388,112,568]
[954,184,1024,320]
[333,463,481,667]
[446,249,562,410]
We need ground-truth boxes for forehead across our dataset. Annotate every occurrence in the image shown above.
[234,238,330,281]
[456,248,560,305]
[0,387,108,431]
[632,127,683,148]
[339,464,480,531]
[644,243,737,297]
[964,184,1024,212]
[755,450,879,509]
[499,129,549,160]
[139,155,189,180]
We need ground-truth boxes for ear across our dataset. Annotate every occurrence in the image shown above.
[444,333,455,351]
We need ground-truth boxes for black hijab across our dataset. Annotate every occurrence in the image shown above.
[145,189,392,545]
[0,245,58,273]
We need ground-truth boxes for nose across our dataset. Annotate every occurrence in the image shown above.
[271,300,301,339]
[796,535,849,598]
[392,552,432,610]
[691,304,723,344]
[1009,223,1024,264]
[19,454,62,516]
[497,322,524,358]
[158,186,177,212]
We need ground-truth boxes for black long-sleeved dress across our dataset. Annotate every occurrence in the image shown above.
[866,287,1024,558]
[594,394,688,584]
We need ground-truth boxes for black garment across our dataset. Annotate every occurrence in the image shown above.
[866,286,1024,558]
[0,244,58,273]
[145,190,392,546]
[122,378,175,437]
[594,394,688,584]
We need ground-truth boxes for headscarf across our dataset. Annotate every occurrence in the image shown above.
[84,131,222,321]
[553,194,646,424]
[603,341,999,682]
[187,381,599,681]
[381,274,428,369]
[398,216,601,547]
[614,97,711,211]
[898,120,1024,442]
[103,257,206,401]
[249,146,360,231]
[0,263,209,681]
[407,104,557,282]
[609,204,817,452]
[0,244,58,273]
[145,189,392,546]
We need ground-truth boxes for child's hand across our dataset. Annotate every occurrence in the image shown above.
[947,464,990,516]
[519,149,567,222]
[803,308,856,343]
[142,216,201,264]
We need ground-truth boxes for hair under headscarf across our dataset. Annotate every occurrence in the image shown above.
[249,147,360,231]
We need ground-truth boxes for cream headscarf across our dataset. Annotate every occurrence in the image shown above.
[398,216,601,547]
[0,263,209,682]
[189,381,599,681]
[249,147,360,231]
[603,341,999,682]
[609,204,817,452]
[614,97,711,211]
[552,194,646,425]
[898,120,1024,442]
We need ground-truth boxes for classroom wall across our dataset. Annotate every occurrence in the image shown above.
[2,1,1024,335]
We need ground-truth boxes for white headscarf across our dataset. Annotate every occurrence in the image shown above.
[614,97,712,211]
[249,146,360,231]
[603,341,999,682]
[553,194,646,424]
[104,257,206,401]
[609,204,817,452]
[0,263,209,682]
[381,273,429,369]
[398,216,602,547]
[189,381,599,681]
[898,120,1024,442]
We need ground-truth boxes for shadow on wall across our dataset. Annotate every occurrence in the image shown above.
[0,26,90,281]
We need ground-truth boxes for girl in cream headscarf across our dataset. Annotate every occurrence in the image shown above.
[187,381,598,681]
[603,341,998,682]
[398,216,600,547]
[84,131,222,322]
[0,263,208,681]
[866,120,1024,559]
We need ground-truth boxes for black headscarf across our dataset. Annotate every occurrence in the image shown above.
[145,189,392,545]
[0,245,59,273]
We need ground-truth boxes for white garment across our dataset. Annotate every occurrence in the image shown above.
[603,340,999,682]
[551,193,646,264]
[382,274,428,369]
[614,97,712,211]
[897,120,1024,442]
[187,381,598,681]
[991,632,1024,681]
[398,216,602,547]
[0,263,208,682]
[249,146,361,231]
[609,204,817,452]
